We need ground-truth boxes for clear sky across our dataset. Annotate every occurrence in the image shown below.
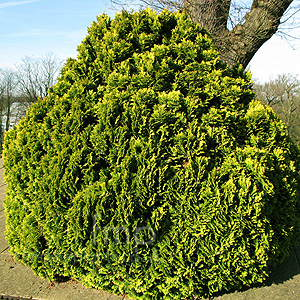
[0,0,299,83]
[0,0,115,67]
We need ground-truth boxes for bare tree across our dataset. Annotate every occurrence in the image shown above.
[0,69,18,132]
[110,0,300,68]
[16,53,63,104]
[254,74,300,143]
[0,74,4,147]
[0,68,23,146]
[0,54,63,146]
[254,80,280,106]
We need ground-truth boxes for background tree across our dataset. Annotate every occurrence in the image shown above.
[16,53,63,104]
[0,53,63,148]
[0,73,4,147]
[254,73,300,143]
[110,0,300,68]
[0,69,19,138]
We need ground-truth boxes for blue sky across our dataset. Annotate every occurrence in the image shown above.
[0,0,115,67]
[0,0,299,83]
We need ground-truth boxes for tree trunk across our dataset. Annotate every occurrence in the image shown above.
[183,0,293,68]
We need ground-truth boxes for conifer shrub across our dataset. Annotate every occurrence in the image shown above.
[3,9,300,300]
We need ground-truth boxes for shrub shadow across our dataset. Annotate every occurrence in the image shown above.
[264,242,300,286]
[209,242,300,299]
[53,274,72,283]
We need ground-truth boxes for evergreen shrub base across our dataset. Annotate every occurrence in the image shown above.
[3,9,300,300]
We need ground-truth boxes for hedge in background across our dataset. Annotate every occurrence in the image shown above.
[3,9,300,300]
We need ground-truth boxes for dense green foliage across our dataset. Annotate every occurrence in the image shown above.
[3,9,300,299]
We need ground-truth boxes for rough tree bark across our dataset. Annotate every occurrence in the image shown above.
[112,0,295,68]
[183,0,293,67]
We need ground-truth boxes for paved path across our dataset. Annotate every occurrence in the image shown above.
[0,158,300,299]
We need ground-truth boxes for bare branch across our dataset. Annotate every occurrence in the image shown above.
[254,73,300,141]
[16,53,63,104]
